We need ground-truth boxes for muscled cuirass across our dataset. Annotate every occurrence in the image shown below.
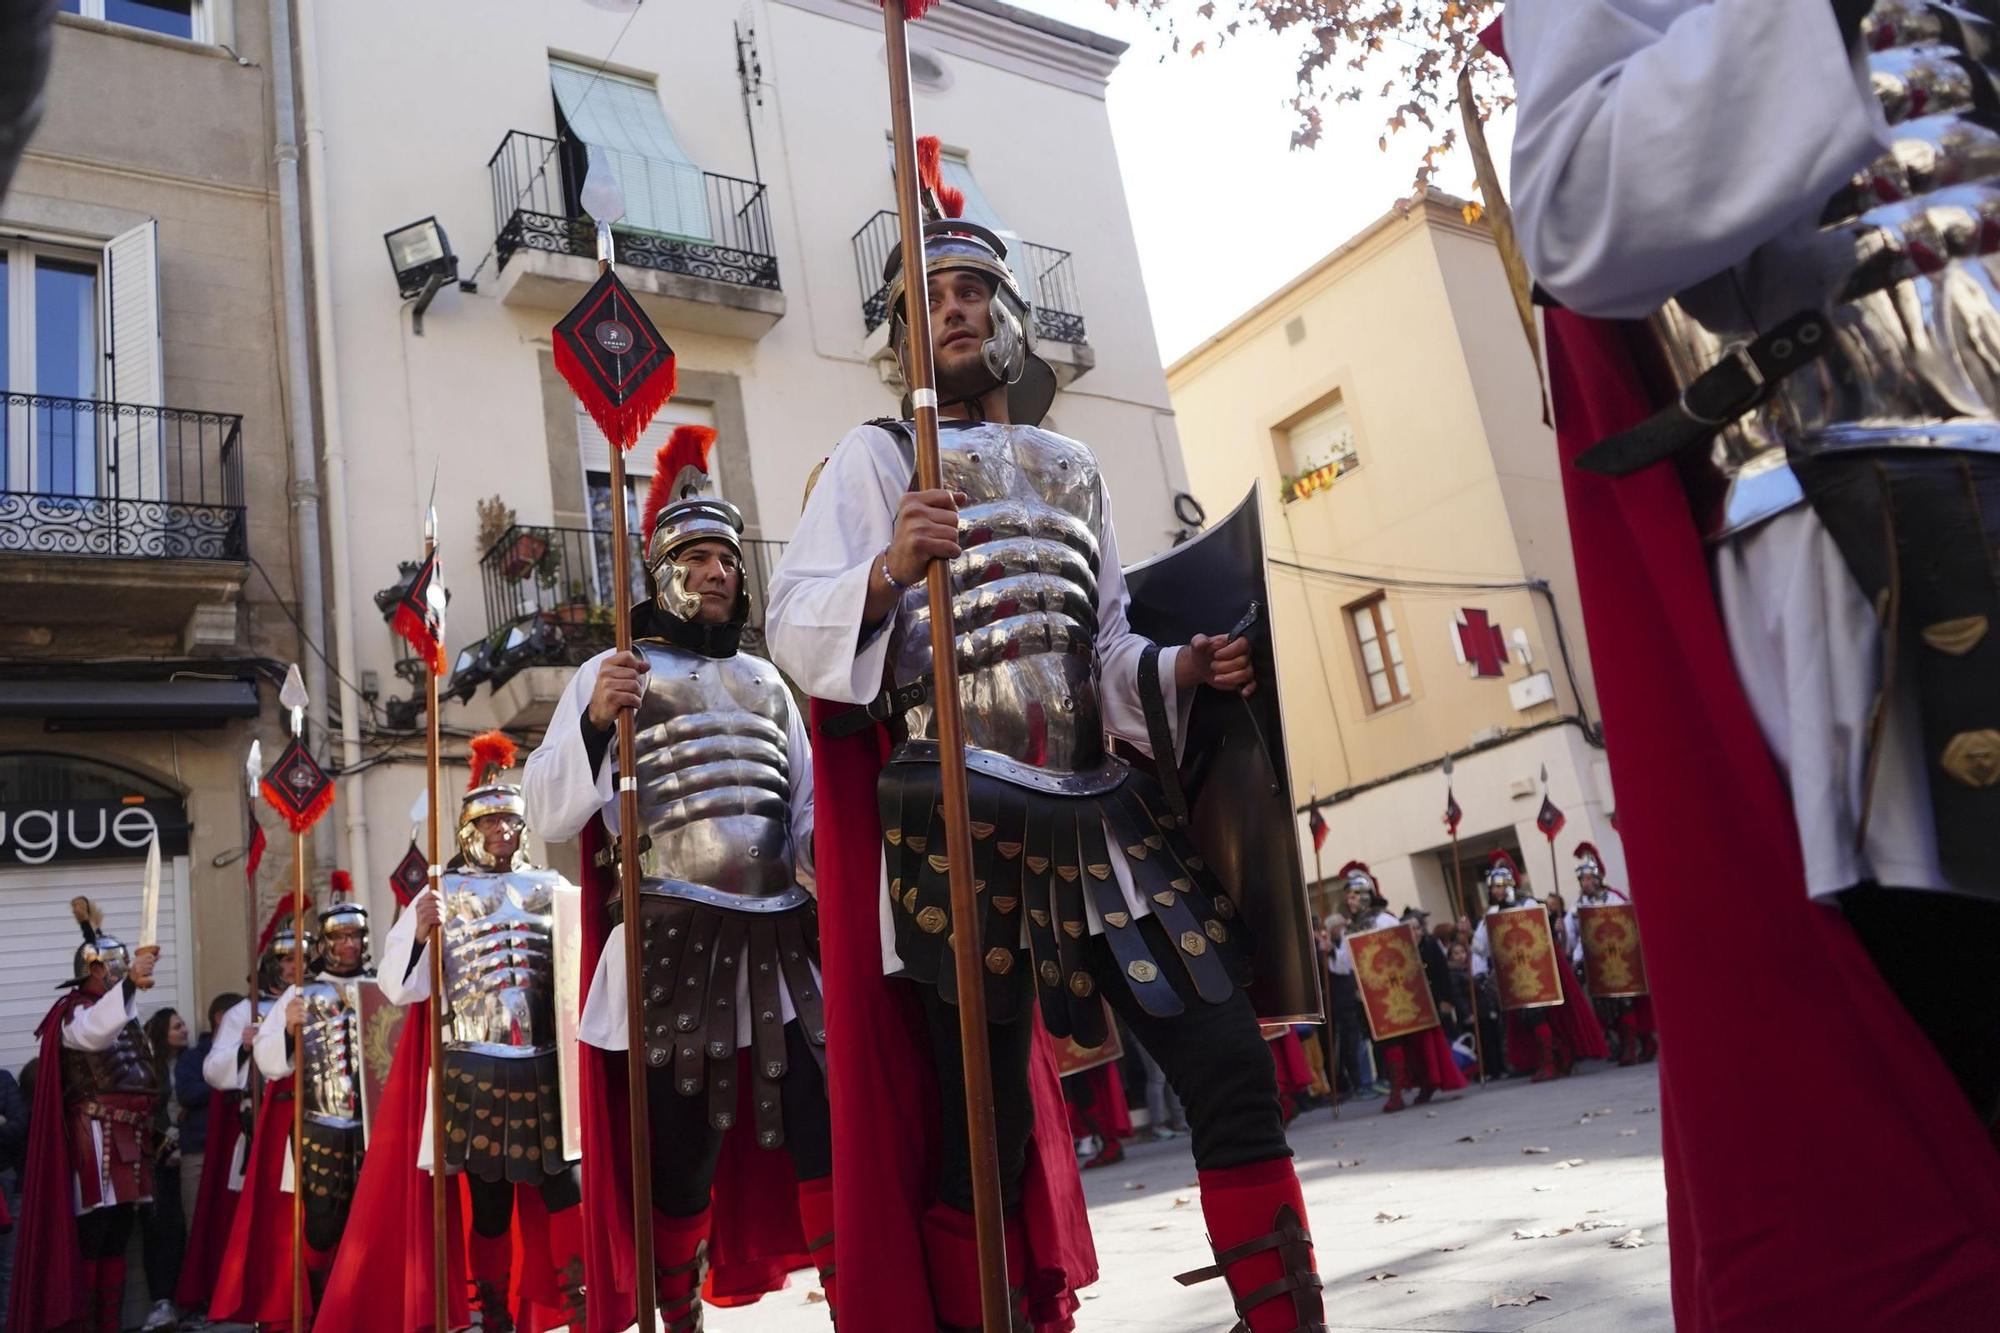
[1656,0,2000,539]
[630,641,804,910]
[298,975,366,1128]
[887,421,1108,785]
[437,867,562,1056]
[60,1014,157,1100]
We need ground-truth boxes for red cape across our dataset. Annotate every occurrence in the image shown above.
[7,991,89,1333]
[574,816,812,1333]
[312,992,566,1333]
[1533,247,2000,1320]
[174,1086,244,1309]
[1064,1063,1133,1141]
[1501,959,1610,1071]
[811,699,1096,1331]
[1402,1025,1467,1093]
[209,1074,312,1324]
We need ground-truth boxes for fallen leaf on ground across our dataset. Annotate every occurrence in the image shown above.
[1331,1158,1363,1168]
[1573,1218,1626,1232]
[806,1291,825,1304]
[1436,1244,1466,1252]
[1634,1106,1657,1115]
[1124,1181,1147,1190]
[1610,1229,1647,1249]
[1491,1290,1553,1307]
[1364,1271,1398,1282]
[1455,1135,1479,1144]
[1522,1146,1552,1155]
[1374,1211,1408,1223]
[1511,1227,1573,1240]
[1425,1111,1439,1118]
[1553,1158,1587,1169]
[1618,1129,1639,1137]
[1171,1196,1191,1208]
[1575,1115,1594,1125]
[1531,1184,1556,1192]
[1593,1108,1614,1116]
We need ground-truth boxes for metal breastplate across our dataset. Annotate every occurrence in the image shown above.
[630,642,803,910]
[59,1016,156,1100]
[298,976,365,1128]
[439,867,560,1057]
[887,421,1109,786]
[1654,1,2000,539]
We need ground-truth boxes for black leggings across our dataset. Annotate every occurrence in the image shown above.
[925,915,1288,1215]
[467,1163,583,1239]
[141,1155,185,1297]
[1841,884,2000,1126]
[645,1020,833,1218]
[77,1203,136,1260]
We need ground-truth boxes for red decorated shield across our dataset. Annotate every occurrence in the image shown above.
[1577,902,1650,998]
[1053,1000,1123,1076]
[355,979,405,1146]
[1489,905,1563,1011]
[1347,923,1441,1041]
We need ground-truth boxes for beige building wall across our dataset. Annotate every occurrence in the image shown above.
[301,0,1191,914]
[1167,194,1620,921]
[0,4,304,1038]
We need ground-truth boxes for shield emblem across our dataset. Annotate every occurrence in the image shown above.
[1124,485,1321,1023]
[354,978,404,1147]
[1050,1000,1124,1077]
[1348,923,1442,1040]
[1577,903,1649,998]
[1488,905,1563,1011]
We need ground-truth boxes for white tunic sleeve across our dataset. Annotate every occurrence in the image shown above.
[1092,489,1191,760]
[375,906,431,1006]
[254,985,298,1079]
[786,689,816,881]
[204,998,252,1091]
[1507,0,1889,317]
[764,426,907,705]
[1470,919,1491,978]
[522,650,615,843]
[63,984,137,1051]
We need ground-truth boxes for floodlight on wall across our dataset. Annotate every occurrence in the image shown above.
[384,216,459,334]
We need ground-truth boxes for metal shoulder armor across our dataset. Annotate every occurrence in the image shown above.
[436,866,565,1056]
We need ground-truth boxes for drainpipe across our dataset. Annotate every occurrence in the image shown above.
[288,0,372,892]
[267,0,334,867]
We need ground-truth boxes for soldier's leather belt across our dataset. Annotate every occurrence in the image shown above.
[1575,309,1832,477]
[74,1100,152,1128]
[591,834,652,869]
[818,676,931,740]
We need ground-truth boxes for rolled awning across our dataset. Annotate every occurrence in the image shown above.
[0,678,260,728]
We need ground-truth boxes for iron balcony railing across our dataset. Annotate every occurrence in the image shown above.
[477,523,787,668]
[490,130,780,291]
[0,391,246,561]
[852,209,1088,345]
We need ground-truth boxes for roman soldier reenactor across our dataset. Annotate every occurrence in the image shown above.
[213,904,374,1315]
[1567,844,1656,1066]
[1469,852,1607,1081]
[1498,3,2000,1318]
[1339,864,1466,1113]
[523,428,837,1329]
[767,180,1323,1332]
[8,901,162,1333]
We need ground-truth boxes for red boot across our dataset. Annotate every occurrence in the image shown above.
[546,1202,587,1329]
[654,1207,712,1333]
[1617,1011,1640,1067]
[1178,1158,1325,1332]
[93,1255,125,1333]
[921,1202,987,1332]
[1380,1043,1408,1114]
[469,1228,516,1333]
[795,1176,838,1319]
[1531,1026,1559,1083]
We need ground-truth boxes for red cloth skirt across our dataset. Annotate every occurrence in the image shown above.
[174,1090,244,1308]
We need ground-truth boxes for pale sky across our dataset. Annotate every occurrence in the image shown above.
[1008,0,1514,364]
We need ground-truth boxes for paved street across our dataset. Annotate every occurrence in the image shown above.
[713,1062,1672,1332]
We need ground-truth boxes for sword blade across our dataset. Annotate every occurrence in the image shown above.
[140,834,161,950]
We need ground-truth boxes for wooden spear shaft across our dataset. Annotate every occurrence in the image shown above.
[600,249,660,1333]
[881,4,1010,1324]
[243,767,262,1128]
[1450,823,1484,1086]
[423,531,451,1333]
[290,830,307,1332]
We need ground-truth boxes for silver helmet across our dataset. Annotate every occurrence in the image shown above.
[883,219,1057,428]
[460,730,528,871]
[1573,842,1605,882]
[74,931,131,986]
[638,425,751,626]
[317,901,372,972]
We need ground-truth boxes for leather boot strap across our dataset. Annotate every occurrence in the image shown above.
[1174,1206,1327,1333]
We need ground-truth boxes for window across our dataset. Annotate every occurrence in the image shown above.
[1282,396,1359,502]
[1348,594,1410,710]
[889,142,1008,236]
[579,401,717,606]
[550,59,711,241]
[61,0,206,41]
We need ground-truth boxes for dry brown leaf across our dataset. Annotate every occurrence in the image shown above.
[1522,1146,1552,1155]
[1124,1181,1147,1191]
[1374,1211,1408,1223]
[1618,1129,1639,1137]
[1331,1158,1364,1168]
[1531,1184,1556,1192]
[1172,1195,1191,1208]
[1553,1158,1587,1169]
[1573,1218,1626,1232]
[1364,1271,1398,1282]
[806,1291,826,1304]
[1610,1229,1647,1249]
[1634,1106,1657,1115]
[1491,1290,1554,1307]
[1455,1135,1479,1144]
[1436,1243,1466,1252]
[1511,1228,1559,1240]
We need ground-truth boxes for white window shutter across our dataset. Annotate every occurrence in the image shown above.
[104,220,164,506]
[576,399,718,481]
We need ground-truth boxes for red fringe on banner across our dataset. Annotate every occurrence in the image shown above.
[260,774,335,836]
[885,0,940,19]
[390,598,445,675]
[554,334,677,454]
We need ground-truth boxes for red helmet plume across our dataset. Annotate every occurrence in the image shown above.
[1334,860,1376,891]
[329,869,353,900]
[467,730,517,792]
[640,424,718,547]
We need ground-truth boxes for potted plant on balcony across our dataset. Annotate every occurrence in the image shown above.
[478,495,550,580]
[552,579,592,630]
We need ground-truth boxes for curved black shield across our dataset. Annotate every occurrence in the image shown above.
[1124,486,1321,1023]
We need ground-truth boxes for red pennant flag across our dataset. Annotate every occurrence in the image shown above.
[1307,806,1329,853]
[1444,788,1463,836]
[388,841,429,907]
[261,735,335,835]
[552,267,677,453]
[1536,794,1567,843]
[391,548,448,675]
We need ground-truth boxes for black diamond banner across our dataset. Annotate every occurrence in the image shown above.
[389,841,429,906]
[552,266,677,452]
[260,735,333,835]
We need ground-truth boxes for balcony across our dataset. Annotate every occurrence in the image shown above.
[469,522,787,729]
[852,210,1095,387]
[490,131,785,340]
[1,392,247,652]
